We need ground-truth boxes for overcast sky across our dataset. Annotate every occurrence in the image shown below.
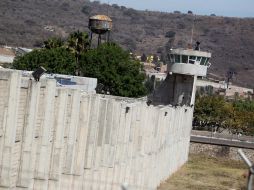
[91,0,254,17]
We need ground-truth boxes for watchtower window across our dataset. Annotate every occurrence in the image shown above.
[205,58,210,66]
[189,56,196,64]
[182,55,188,63]
[175,55,181,63]
[200,57,207,65]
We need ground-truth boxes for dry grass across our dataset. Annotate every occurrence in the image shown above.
[158,154,248,190]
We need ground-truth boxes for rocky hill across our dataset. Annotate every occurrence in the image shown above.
[1,0,254,87]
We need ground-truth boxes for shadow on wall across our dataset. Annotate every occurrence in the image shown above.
[148,73,194,107]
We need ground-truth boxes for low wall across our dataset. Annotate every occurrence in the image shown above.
[0,69,194,190]
[190,142,254,162]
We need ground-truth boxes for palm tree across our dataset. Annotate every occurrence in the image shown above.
[43,37,63,49]
[65,31,90,76]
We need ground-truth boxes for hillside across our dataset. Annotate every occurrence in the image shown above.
[1,0,254,87]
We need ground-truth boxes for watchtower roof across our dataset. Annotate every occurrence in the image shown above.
[170,49,211,58]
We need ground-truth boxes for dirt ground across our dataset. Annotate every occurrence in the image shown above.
[158,154,248,190]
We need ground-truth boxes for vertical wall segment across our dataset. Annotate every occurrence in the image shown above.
[48,88,68,190]
[0,70,194,190]
[17,79,41,188]
[0,70,21,188]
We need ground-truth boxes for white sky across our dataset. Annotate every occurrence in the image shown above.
[91,0,254,17]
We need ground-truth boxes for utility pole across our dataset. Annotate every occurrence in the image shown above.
[238,149,254,190]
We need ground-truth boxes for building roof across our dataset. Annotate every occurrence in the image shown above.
[89,15,112,22]
[0,47,15,57]
[170,48,212,58]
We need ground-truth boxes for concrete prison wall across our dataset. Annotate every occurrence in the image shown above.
[0,69,194,190]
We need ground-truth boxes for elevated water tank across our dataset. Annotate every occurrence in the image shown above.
[89,15,112,34]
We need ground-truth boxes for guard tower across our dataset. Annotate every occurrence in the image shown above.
[88,15,112,47]
[150,43,212,106]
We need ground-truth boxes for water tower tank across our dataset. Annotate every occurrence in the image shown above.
[89,15,112,34]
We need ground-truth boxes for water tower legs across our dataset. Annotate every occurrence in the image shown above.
[98,34,102,46]
[89,31,93,48]
[107,31,111,43]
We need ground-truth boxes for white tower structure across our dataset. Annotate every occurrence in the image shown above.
[150,46,212,106]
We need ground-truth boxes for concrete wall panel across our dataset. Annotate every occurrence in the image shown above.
[63,89,81,175]
[0,70,194,190]
[17,80,41,188]
[49,88,68,182]
[0,70,21,188]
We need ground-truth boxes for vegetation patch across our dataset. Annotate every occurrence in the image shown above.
[13,32,147,98]
[158,154,247,190]
[194,95,254,135]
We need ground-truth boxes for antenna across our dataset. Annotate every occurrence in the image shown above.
[107,0,110,16]
[190,15,196,45]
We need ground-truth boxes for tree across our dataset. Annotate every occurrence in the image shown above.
[12,48,76,75]
[145,75,155,94]
[65,31,90,75]
[165,31,176,38]
[81,5,92,15]
[141,53,147,62]
[194,95,229,132]
[160,37,175,64]
[231,100,254,135]
[112,4,119,9]
[12,33,148,98]
[194,95,254,135]
[173,10,181,14]
[80,43,147,97]
[13,31,90,75]
[44,37,63,49]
